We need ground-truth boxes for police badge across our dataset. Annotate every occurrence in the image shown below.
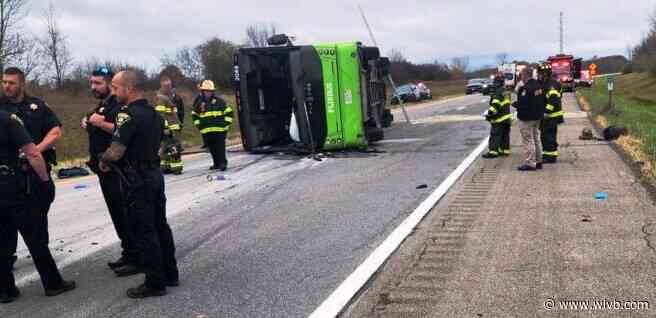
[30,103,38,111]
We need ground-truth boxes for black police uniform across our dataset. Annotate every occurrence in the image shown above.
[112,99,178,291]
[0,95,61,270]
[86,95,138,263]
[0,111,66,297]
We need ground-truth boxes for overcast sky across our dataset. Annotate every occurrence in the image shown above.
[23,0,656,72]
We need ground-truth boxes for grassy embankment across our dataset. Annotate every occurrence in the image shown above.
[577,72,656,179]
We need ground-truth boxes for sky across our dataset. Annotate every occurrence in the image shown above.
[22,0,656,72]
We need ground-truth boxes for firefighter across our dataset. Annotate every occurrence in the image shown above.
[0,67,62,272]
[99,70,179,298]
[155,75,184,174]
[192,80,234,171]
[482,74,512,158]
[0,110,76,303]
[81,66,139,275]
[537,63,564,164]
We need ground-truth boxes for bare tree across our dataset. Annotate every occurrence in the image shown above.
[0,0,28,71]
[6,35,43,79]
[495,52,509,65]
[387,49,407,63]
[245,23,277,47]
[450,56,470,72]
[40,2,72,88]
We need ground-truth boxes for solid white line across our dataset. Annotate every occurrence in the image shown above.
[308,137,489,318]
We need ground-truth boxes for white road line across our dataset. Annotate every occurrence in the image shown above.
[456,106,466,111]
[308,137,489,318]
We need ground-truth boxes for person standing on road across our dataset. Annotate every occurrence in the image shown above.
[156,75,184,174]
[0,67,62,272]
[99,70,179,298]
[0,110,75,303]
[192,80,234,171]
[482,74,512,158]
[513,68,544,171]
[81,66,140,276]
[538,64,565,164]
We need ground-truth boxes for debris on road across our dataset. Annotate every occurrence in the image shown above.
[595,192,608,200]
[207,175,229,182]
[74,185,88,190]
[416,184,428,189]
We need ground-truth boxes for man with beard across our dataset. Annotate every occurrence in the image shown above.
[81,66,139,276]
[100,70,179,298]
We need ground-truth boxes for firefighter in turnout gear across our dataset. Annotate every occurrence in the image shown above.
[482,74,512,159]
[155,81,184,175]
[537,63,564,164]
[192,80,234,171]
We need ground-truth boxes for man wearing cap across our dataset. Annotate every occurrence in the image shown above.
[192,80,234,171]
[81,66,139,276]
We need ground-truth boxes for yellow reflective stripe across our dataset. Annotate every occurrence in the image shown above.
[491,99,502,106]
[492,114,512,123]
[169,162,184,168]
[543,151,559,157]
[548,111,564,118]
[547,89,561,98]
[488,150,499,155]
[193,120,200,125]
[500,99,511,106]
[488,107,498,113]
[501,149,511,154]
[224,107,234,113]
[200,127,229,134]
[168,124,181,131]
[155,105,174,113]
[191,111,198,116]
[546,104,555,111]
[224,117,234,123]
[199,111,224,118]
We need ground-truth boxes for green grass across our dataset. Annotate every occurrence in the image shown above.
[578,72,656,162]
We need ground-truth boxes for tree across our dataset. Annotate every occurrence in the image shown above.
[0,0,28,72]
[495,52,509,65]
[245,23,277,48]
[387,49,407,63]
[6,35,43,80]
[198,37,238,87]
[40,2,73,88]
[450,56,470,79]
[161,46,203,81]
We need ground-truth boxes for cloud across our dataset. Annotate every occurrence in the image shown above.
[23,0,655,71]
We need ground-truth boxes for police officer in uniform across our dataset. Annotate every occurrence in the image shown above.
[0,110,75,303]
[538,63,565,163]
[482,74,512,158]
[192,80,234,170]
[99,70,179,298]
[81,66,139,275]
[0,67,62,272]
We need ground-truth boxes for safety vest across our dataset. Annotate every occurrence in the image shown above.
[154,91,182,132]
[544,80,564,121]
[487,88,512,124]
[192,95,234,134]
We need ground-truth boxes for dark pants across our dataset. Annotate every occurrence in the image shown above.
[124,169,178,290]
[98,172,137,261]
[203,132,227,168]
[540,119,559,158]
[488,122,511,155]
[0,203,64,292]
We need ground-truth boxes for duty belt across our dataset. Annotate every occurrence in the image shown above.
[0,165,16,177]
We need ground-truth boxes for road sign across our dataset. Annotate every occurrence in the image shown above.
[589,63,597,76]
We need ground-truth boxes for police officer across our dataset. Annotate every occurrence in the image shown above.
[538,63,564,164]
[192,80,234,170]
[81,66,139,275]
[482,74,512,158]
[0,67,62,271]
[99,70,179,298]
[0,110,75,303]
[156,75,184,174]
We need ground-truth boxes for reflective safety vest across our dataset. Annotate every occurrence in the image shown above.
[544,80,564,123]
[487,88,512,124]
[154,91,182,132]
[192,95,234,134]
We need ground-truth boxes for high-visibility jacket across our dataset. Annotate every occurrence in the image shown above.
[154,91,182,132]
[486,87,512,124]
[544,79,564,123]
[192,94,234,134]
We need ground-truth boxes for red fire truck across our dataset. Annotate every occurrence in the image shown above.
[547,54,581,92]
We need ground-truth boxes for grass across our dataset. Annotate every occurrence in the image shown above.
[577,72,656,178]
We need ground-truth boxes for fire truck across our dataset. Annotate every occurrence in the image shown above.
[546,54,582,92]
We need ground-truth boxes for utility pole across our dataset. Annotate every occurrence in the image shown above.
[559,11,564,54]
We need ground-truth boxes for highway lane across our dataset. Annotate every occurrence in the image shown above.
[3,94,492,318]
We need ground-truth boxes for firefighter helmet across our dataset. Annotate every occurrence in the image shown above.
[199,80,216,91]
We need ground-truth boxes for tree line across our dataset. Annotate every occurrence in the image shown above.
[627,7,656,76]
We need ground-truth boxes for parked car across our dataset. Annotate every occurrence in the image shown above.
[391,84,422,105]
[416,82,433,100]
[466,78,489,95]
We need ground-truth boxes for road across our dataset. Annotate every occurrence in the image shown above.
[3,94,491,318]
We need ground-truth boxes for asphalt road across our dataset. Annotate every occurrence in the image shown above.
[3,94,491,318]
